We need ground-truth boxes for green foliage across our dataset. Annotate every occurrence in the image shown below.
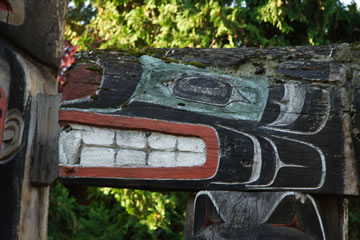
[349,197,360,239]
[48,181,81,240]
[66,0,360,50]
[103,188,186,237]
[48,182,187,239]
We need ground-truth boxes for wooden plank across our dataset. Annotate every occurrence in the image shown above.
[58,45,360,195]
[0,39,58,239]
[31,94,61,186]
[192,191,346,240]
[0,0,68,70]
[351,68,360,194]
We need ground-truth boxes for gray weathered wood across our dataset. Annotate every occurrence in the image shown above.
[0,0,68,70]
[31,94,61,186]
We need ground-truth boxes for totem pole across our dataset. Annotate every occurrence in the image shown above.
[0,1,67,239]
[58,46,360,239]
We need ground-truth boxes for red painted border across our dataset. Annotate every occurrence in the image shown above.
[59,110,219,180]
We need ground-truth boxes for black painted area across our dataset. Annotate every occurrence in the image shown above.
[266,195,324,239]
[193,195,221,235]
[277,61,331,81]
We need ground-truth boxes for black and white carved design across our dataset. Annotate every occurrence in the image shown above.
[193,191,329,240]
[211,83,330,190]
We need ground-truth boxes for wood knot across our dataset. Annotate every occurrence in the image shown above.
[255,66,265,75]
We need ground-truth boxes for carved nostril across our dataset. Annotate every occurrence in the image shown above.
[241,158,253,167]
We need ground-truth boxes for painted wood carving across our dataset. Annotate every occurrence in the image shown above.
[59,45,360,195]
[192,191,346,240]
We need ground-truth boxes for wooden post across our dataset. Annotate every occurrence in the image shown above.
[0,1,67,239]
[184,193,196,240]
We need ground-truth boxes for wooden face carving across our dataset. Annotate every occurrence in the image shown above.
[0,0,25,25]
[0,48,24,164]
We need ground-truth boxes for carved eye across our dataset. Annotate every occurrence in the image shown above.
[172,73,232,106]
[0,109,23,162]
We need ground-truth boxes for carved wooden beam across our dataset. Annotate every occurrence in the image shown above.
[58,45,360,196]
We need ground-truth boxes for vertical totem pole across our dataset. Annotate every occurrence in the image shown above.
[58,46,360,239]
[0,1,67,239]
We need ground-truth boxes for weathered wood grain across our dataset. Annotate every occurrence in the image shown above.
[31,94,61,186]
[59,44,360,195]
[184,193,196,240]
[0,0,68,70]
[192,191,346,240]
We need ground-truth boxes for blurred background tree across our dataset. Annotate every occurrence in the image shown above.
[49,0,360,239]
[66,0,360,50]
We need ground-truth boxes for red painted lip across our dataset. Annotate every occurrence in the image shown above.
[58,110,219,180]
[0,1,13,13]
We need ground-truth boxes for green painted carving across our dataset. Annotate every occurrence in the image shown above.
[130,55,269,121]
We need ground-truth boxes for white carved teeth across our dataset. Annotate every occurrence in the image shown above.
[59,124,207,168]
